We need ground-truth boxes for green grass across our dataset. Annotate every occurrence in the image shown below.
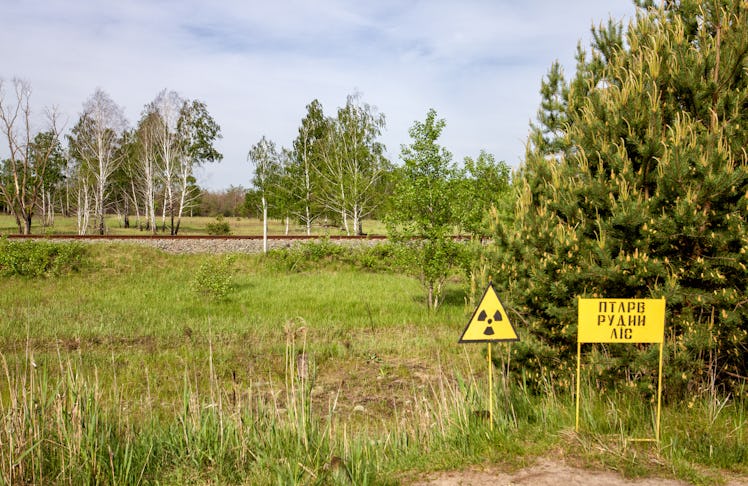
[0,242,746,485]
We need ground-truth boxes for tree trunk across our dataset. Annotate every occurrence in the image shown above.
[47,191,54,227]
[40,183,47,227]
[341,209,349,235]
[262,196,268,254]
[305,205,312,236]
[97,180,105,235]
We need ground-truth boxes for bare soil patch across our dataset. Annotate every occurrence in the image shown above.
[409,457,748,486]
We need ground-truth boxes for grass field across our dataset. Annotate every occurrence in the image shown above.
[0,241,746,484]
[0,213,389,236]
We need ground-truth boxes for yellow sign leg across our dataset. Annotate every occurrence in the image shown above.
[576,341,581,433]
[488,342,493,431]
[656,341,663,443]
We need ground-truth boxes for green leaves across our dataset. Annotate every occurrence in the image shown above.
[387,110,461,310]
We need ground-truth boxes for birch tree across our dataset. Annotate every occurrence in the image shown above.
[144,91,221,235]
[133,110,161,233]
[68,89,127,235]
[288,99,326,234]
[317,93,387,235]
[33,130,66,228]
[149,89,183,234]
[174,99,222,234]
[0,78,63,234]
[248,136,281,253]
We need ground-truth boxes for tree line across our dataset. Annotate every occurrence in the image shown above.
[0,84,510,240]
[0,85,222,235]
[244,93,510,247]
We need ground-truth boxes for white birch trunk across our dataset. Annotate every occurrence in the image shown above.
[262,195,268,254]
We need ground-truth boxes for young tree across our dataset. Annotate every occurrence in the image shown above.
[0,78,63,234]
[248,136,282,253]
[68,89,127,235]
[387,109,462,310]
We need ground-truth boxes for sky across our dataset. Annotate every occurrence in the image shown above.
[1,0,638,190]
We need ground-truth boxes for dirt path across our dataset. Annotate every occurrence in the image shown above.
[410,458,748,486]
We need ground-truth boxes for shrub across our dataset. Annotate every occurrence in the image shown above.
[0,238,88,277]
[190,255,236,300]
[265,241,412,273]
[206,216,231,236]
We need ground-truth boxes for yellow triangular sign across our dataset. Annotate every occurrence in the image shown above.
[459,282,518,343]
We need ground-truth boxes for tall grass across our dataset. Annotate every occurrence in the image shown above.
[0,332,490,484]
[0,243,745,484]
[1,341,746,484]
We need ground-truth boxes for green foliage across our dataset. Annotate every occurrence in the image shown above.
[387,109,465,309]
[454,150,512,238]
[287,99,327,231]
[487,2,748,393]
[190,255,235,299]
[0,238,87,277]
[264,240,409,273]
[205,215,231,235]
[317,92,390,235]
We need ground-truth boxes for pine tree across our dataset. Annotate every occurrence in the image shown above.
[489,1,748,392]
[529,61,570,156]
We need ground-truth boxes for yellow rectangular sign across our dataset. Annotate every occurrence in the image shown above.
[578,298,665,343]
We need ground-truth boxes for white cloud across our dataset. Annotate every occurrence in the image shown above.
[1,0,637,189]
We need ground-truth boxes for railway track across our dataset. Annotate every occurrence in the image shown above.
[3,233,387,240]
[2,233,390,253]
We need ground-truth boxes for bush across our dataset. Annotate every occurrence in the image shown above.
[0,238,88,277]
[265,241,410,273]
[190,255,235,300]
[206,216,231,236]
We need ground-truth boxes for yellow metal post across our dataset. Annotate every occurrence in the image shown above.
[576,341,581,432]
[488,342,493,430]
[656,340,664,443]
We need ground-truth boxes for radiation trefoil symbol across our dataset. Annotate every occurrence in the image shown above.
[477,309,503,336]
[459,282,519,343]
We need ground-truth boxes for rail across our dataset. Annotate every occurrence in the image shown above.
[3,234,389,241]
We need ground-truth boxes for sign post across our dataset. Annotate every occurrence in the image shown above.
[576,297,666,442]
[459,281,519,429]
